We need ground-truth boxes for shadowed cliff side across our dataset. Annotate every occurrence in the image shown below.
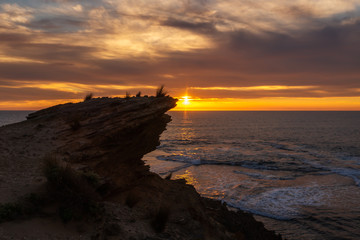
[0,96,282,240]
[27,96,178,197]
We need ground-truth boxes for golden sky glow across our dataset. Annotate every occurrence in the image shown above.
[0,1,360,110]
[174,97,360,111]
[180,96,191,106]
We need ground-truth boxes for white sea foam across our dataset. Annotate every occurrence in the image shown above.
[229,185,328,220]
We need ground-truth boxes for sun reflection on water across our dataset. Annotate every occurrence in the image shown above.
[180,111,194,141]
[174,170,198,186]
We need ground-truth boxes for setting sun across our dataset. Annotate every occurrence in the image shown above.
[180,96,191,106]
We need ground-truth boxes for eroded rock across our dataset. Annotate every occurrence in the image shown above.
[0,96,282,240]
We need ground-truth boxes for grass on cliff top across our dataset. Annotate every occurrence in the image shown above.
[84,93,93,101]
[155,85,167,97]
[123,85,168,98]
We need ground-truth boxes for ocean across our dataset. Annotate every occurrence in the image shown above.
[144,111,360,240]
[2,111,360,239]
[0,111,33,127]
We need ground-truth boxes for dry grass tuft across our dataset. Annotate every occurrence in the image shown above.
[156,85,167,97]
[84,93,93,101]
[125,92,131,99]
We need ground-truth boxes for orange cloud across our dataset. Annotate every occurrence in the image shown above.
[190,85,315,91]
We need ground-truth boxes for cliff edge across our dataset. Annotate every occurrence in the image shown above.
[0,96,282,240]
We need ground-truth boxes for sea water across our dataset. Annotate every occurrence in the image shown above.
[2,111,360,239]
[0,111,33,127]
[144,111,360,240]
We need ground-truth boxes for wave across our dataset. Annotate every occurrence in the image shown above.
[299,156,360,187]
[157,142,360,186]
[226,185,330,221]
[156,154,324,173]
[233,170,296,181]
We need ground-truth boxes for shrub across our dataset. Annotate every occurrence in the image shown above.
[155,85,167,97]
[136,91,141,97]
[0,193,44,223]
[21,193,45,215]
[81,171,100,188]
[43,156,102,223]
[125,92,131,99]
[0,203,22,222]
[84,93,93,101]
[0,157,103,224]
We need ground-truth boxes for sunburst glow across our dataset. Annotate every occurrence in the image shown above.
[181,96,191,105]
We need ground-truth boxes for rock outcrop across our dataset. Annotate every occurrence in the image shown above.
[0,96,282,240]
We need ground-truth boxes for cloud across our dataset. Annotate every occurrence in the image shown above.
[162,18,216,34]
[0,0,359,105]
[27,17,85,32]
[0,86,78,100]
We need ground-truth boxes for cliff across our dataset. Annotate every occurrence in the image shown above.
[0,96,282,240]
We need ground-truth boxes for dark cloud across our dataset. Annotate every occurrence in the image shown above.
[146,20,360,95]
[162,18,216,34]
[0,34,97,63]
[227,22,360,58]
[91,59,154,76]
[26,17,85,32]
[0,87,79,100]
[0,62,95,82]
[0,33,32,43]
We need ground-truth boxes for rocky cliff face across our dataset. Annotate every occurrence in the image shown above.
[0,96,282,240]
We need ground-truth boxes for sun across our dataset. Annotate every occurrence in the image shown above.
[181,96,191,105]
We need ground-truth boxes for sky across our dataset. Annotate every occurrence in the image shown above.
[0,0,360,110]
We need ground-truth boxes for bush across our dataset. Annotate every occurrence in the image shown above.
[136,91,141,97]
[155,85,167,97]
[0,193,44,223]
[0,157,103,224]
[125,92,131,99]
[0,203,22,222]
[84,93,93,101]
[81,171,100,188]
[43,156,102,223]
